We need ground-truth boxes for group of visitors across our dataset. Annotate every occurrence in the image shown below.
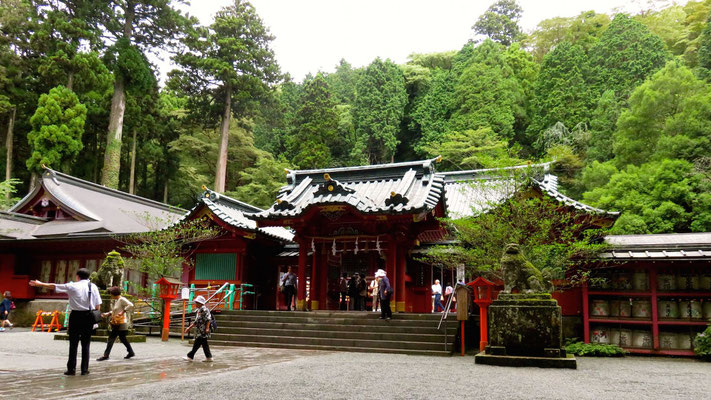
[431,279,455,313]
[338,272,385,312]
[28,268,213,377]
[345,272,369,310]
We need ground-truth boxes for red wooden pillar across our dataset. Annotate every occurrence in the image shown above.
[396,246,406,312]
[310,245,319,310]
[297,240,307,311]
[650,265,659,350]
[582,281,589,343]
[387,238,397,304]
[319,247,328,309]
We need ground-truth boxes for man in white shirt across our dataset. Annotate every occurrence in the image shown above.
[431,279,444,313]
[30,268,102,376]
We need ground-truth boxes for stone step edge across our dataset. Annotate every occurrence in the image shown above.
[216,313,455,320]
[208,333,450,347]
[207,340,453,357]
[211,328,445,340]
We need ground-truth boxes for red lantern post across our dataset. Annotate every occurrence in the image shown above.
[155,277,182,341]
[469,277,495,352]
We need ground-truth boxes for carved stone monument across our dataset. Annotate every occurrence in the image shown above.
[475,244,576,369]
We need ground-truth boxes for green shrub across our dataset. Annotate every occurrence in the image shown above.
[694,326,711,361]
[565,341,626,357]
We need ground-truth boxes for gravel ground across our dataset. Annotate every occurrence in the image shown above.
[80,351,711,400]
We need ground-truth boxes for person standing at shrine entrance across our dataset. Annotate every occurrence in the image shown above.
[376,269,392,320]
[432,279,444,313]
[30,268,102,376]
[339,273,348,310]
[370,277,380,312]
[281,266,298,311]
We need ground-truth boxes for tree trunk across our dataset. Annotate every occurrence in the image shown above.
[67,72,74,91]
[101,4,134,189]
[214,85,232,193]
[129,129,137,194]
[5,107,15,189]
[163,179,168,203]
[101,76,126,188]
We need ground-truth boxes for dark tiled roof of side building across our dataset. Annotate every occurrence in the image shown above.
[176,189,294,242]
[5,168,185,239]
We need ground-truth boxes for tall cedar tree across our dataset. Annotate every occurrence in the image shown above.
[287,74,339,169]
[450,39,519,140]
[31,2,102,92]
[472,0,523,46]
[98,0,188,189]
[171,0,280,192]
[352,58,407,164]
[527,42,591,150]
[26,85,86,173]
[587,14,670,100]
[0,0,38,186]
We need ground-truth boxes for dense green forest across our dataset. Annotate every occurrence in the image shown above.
[1,0,711,235]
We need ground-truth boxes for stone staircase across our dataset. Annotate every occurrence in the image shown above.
[208,310,459,356]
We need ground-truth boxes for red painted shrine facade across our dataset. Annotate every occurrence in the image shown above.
[250,158,619,313]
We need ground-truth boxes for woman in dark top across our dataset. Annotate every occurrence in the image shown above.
[357,274,368,311]
[0,291,13,331]
[347,273,359,311]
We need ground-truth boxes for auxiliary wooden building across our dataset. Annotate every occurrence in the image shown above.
[0,167,184,318]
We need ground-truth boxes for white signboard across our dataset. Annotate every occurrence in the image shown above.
[456,264,466,284]
[181,287,190,300]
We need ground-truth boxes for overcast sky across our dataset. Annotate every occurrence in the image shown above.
[176,0,681,82]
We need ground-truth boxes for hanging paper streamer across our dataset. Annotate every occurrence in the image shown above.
[332,239,337,256]
[311,238,315,253]
[354,237,359,254]
[375,237,381,254]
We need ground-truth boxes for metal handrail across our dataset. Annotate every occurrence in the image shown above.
[437,283,464,352]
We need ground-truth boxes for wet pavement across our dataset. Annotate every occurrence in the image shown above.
[0,329,325,399]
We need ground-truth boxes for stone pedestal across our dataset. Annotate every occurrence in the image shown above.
[475,293,576,369]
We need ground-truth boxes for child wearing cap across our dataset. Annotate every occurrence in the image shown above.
[183,295,213,362]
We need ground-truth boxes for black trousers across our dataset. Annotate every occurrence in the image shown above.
[188,336,212,359]
[67,310,92,373]
[380,296,392,319]
[103,326,134,357]
[283,285,295,310]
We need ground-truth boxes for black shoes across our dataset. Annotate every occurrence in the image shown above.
[124,352,135,359]
[63,370,89,376]
[96,356,109,361]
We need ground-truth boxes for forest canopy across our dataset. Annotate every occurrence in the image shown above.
[2,0,711,235]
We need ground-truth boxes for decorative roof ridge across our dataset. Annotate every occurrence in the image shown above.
[0,210,48,224]
[440,161,553,182]
[29,167,186,214]
[285,157,441,177]
[200,187,264,214]
[175,188,294,242]
[533,174,619,216]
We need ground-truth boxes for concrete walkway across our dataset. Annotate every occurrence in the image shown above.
[1,328,710,400]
